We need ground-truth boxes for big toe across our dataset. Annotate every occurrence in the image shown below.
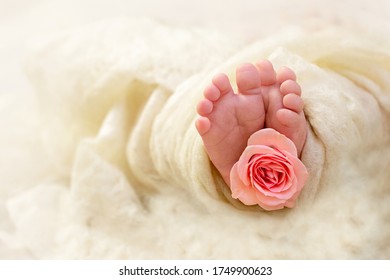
[236,63,262,95]
[256,59,276,86]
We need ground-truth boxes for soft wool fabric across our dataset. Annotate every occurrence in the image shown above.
[3,18,390,259]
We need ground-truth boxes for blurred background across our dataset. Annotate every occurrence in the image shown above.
[1,0,389,94]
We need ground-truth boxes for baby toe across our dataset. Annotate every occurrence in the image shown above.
[276,67,296,84]
[276,108,301,127]
[203,84,221,102]
[280,80,301,96]
[283,93,304,113]
[197,98,213,116]
[195,117,211,136]
[212,73,234,96]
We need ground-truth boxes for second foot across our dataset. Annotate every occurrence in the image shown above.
[256,59,308,156]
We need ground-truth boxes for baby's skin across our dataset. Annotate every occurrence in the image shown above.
[196,60,307,185]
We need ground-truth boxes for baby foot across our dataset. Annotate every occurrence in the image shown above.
[256,60,307,156]
[195,64,265,185]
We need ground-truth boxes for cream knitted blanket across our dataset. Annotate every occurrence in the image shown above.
[4,18,390,259]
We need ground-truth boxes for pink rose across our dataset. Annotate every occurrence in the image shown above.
[230,128,308,211]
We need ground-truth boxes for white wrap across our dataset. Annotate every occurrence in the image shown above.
[2,18,390,259]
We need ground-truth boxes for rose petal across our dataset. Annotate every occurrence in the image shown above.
[254,189,287,210]
[259,154,296,193]
[248,128,298,157]
[255,178,297,200]
[270,162,295,193]
[237,145,281,185]
[272,179,298,200]
[257,200,285,211]
[252,163,298,200]
[250,156,294,196]
[284,185,305,208]
[286,154,309,191]
[230,162,259,205]
[284,198,296,209]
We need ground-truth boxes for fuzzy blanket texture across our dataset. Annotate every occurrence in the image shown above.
[1,16,390,259]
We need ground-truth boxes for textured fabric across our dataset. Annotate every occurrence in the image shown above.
[2,18,390,259]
